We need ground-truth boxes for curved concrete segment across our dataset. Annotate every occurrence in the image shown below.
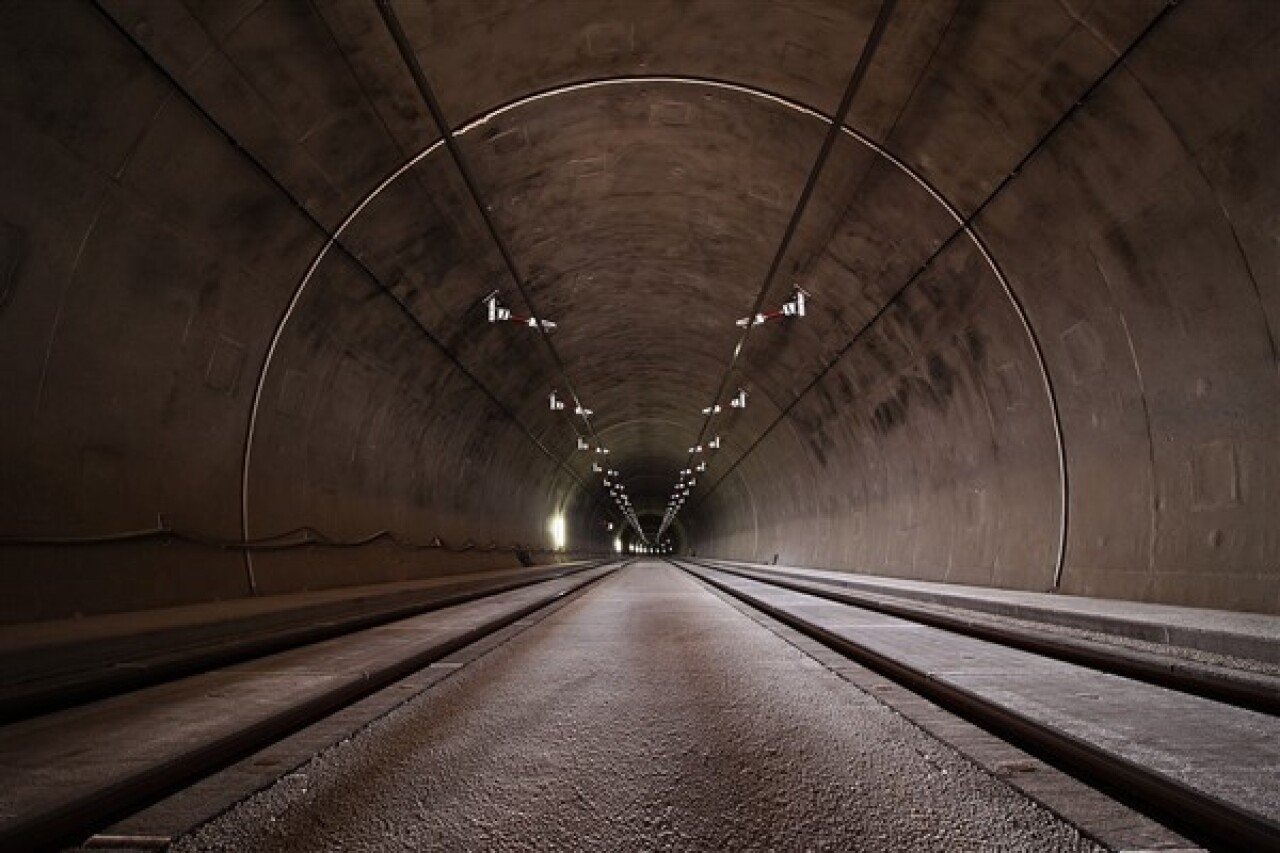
[0,0,1276,620]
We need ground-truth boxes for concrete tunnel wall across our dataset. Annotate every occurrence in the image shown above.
[0,0,1276,622]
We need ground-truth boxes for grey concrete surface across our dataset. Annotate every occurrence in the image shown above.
[703,558,1280,666]
[691,565,1280,830]
[175,562,1102,852]
[0,1,1277,620]
[0,560,597,686]
[0,567,611,830]
[80,576,603,849]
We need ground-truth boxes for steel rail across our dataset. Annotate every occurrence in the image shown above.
[684,558,1279,716]
[87,1,614,594]
[661,0,897,542]
[674,558,1280,852]
[687,1,1182,588]
[0,560,612,725]
[0,564,624,852]
[375,1,638,541]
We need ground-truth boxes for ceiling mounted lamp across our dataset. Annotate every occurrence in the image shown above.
[577,437,590,450]
[575,404,593,417]
[734,285,808,328]
[696,462,707,472]
[484,291,557,330]
[708,436,721,449]
[484,290,511,323]
[702,404,721,415]
[730,389,748,409]
[549,390,565,411]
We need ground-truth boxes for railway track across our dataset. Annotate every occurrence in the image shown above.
[4,557,1275,851]
[0,559,616,725]
[673,558,1280,852]
[684,558,1279,715]
[0,562,623,852]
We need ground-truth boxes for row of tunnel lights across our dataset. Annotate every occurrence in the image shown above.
[485,292,651,546]
[486,286,808,548]
[626,543,674,554]
[658,286,807,540]
[550,391,648,547]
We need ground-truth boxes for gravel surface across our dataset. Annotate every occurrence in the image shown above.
[176,562,1103,852]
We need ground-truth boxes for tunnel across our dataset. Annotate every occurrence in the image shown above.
[1,0,1274,620]
[1,2,1279,849]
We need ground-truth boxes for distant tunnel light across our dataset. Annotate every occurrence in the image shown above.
[549,514,567,550]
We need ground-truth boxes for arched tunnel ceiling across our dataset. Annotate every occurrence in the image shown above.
[242,0,1128,505]
[0,0,1277,616]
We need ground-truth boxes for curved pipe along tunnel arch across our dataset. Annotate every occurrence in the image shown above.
[0,0,1276,621]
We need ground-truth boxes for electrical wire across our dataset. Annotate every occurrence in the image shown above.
[0,519,576,555]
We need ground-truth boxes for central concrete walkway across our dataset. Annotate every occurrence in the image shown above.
[178,562,1100,851]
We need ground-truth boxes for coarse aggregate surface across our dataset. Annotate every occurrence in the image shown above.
[175,562,1104,852]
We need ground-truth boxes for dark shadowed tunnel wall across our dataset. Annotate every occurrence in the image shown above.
[0,0,1275,621]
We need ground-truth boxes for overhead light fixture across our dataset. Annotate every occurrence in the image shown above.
[485,291,556,329]
[735,285,808,328]
[549,390,565,411]
[702,404,721,415]
[783,286,808,318]
[730,389,748,409]
[709,435,721,449]
[484,290,510,323]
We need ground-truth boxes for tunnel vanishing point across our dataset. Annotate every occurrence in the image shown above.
[0,0,1277,623]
